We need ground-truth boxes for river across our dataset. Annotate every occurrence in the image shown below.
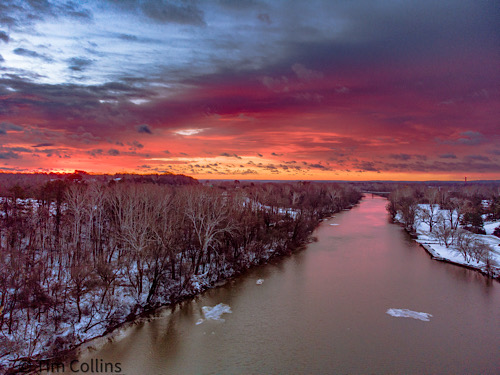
[58,195,500,374]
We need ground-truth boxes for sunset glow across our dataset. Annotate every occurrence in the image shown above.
[0,0,498,180]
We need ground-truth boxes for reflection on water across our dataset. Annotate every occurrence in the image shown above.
[56,196,500,375]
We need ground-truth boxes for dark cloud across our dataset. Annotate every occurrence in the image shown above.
[136,124,152,134]
[9,147,31,152]
[118,33,139,41]
[31,143,54,148]
[108,148,120,156]
[219,152,241,159]
[59,1,93,20]
[107,0,205,26]
[128,140,144,149]
[0,31,9,43]
[0,54,4,62]
[456,131,484,145]
[13,48,53,62]
[0,151,20,159]
[67,57,93,71]
[389,153,411,161]
[355,161,379,172]
[141,1,205,26]
[87,149,103,157]
[0,75,155,138]
[0,122,23,131]
[465,154,490,162]
[308,163,327,169]
[0,0,91,29]
[437,131,486,146]
[439,153,457,159]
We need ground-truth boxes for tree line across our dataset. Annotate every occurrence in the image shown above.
[0,176,361,371]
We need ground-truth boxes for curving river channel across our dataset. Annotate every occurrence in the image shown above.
[59,195,500,374]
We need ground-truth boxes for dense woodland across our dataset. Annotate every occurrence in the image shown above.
[0,173,361,371]
[386,183,500,269]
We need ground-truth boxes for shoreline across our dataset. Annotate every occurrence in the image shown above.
[418,242,499,280]
[9,202,359,375]
[396,225,500,281]
[12,251,295,375]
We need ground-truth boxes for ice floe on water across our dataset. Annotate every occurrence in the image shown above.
[386,308,432,321]
[256,279,264,285]
[197,303,232,324]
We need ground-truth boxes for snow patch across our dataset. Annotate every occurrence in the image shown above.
[484,221,500,236]
[256,279,264,285]
[386,308,432,321]
[201,303,232,322]
[329,223,339,226]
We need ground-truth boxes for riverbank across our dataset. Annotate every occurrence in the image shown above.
[5,245,298,374]
[5,198,360,375]
[394,214,500,280]
[417,242,500,280]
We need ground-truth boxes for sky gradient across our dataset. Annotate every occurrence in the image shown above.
[0,0,499,180]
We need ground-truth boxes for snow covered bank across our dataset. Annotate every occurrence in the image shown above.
[386,308,432,321]
[395,206,500,279]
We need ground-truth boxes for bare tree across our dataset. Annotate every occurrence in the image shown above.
[419,188,440,232]
[108,184,155,301]
[184,187,235,276]
[432,217,454,248]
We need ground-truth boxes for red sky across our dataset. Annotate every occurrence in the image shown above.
[0,0,499,180]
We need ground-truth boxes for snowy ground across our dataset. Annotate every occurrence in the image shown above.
[399,206,500,278]
[484,220,500,236]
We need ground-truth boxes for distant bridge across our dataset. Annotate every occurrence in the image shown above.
[361,191,391,196]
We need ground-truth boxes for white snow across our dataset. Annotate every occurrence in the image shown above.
[329,223,339,226]
[484,221,500,236]
[395,204,500,278]
[386,308,432,321]
[242,197,300,218]
[256,279,264,285]
[201,303,232,322]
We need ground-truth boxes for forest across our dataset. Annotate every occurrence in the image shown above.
[0,173,361,372]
